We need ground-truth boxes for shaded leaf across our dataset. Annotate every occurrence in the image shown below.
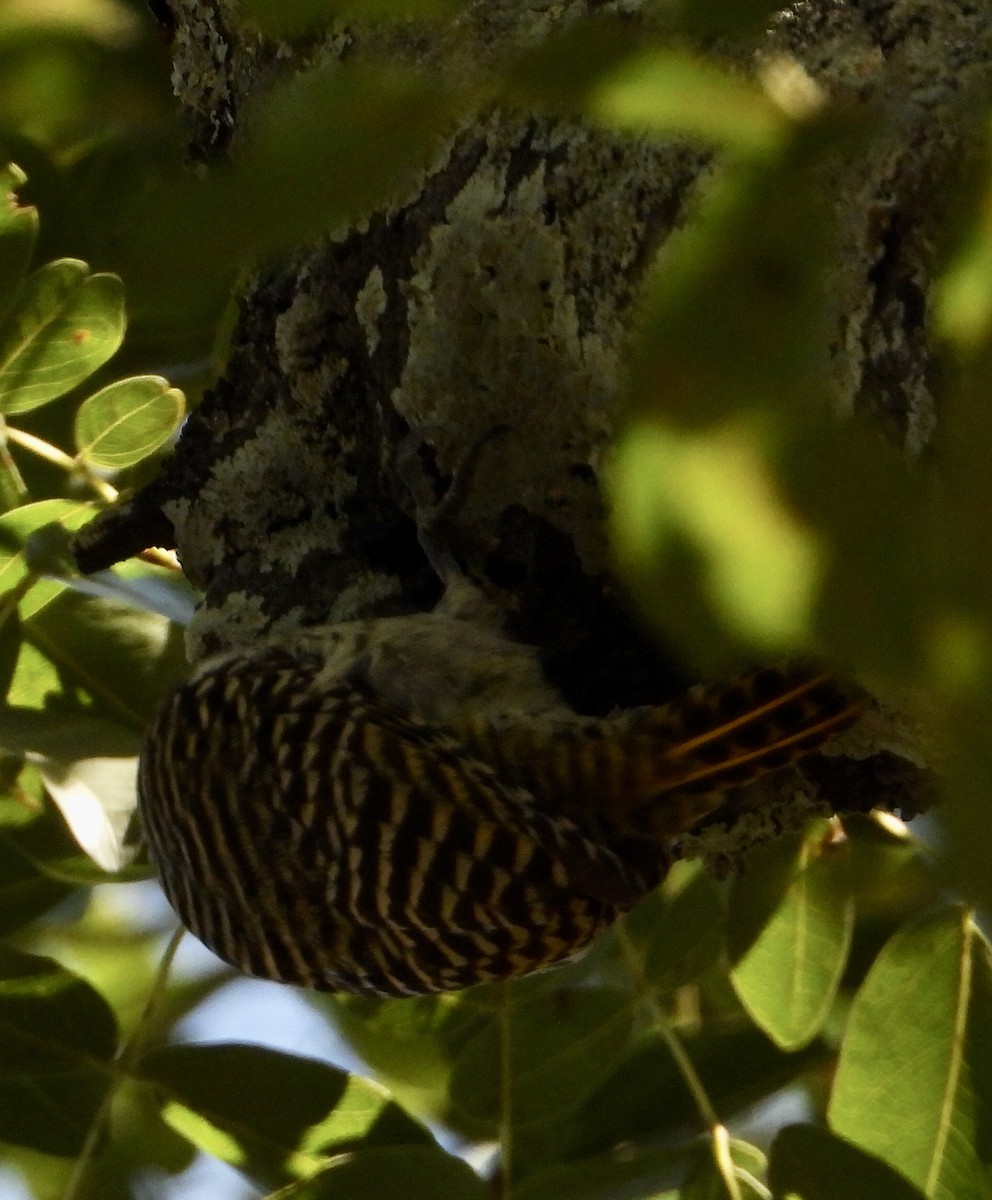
[0,1064,110,1157]
[0,163,38,330]
[509,1145,685,1200]
[0,705,140,759]
[0,945,117,1075]
[24,589,187,726]
[769,1124,928,1200]
[33,851,152,885]
[0,260,125,414]
[0,778,76,934]
[22,519,196,624]
[292,1145,490,1199]
[641,862,725,992]
[328,990,491,1106]
[134,60,465,307]
[139,1042,432,1188]
[448,987,633,1132]
[829,906,992,1200]
[572,1026,830,1159]
[74,375,184,469]
[726,832,808,965]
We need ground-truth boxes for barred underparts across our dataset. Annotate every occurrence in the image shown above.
[138,612,858,997]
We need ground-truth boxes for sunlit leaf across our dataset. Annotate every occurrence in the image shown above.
[74,375,185,469]
[730,821,853,1050]
[936,122,992,352]
[0,260,125,414]
[35,753,139,872]
[590,48,786,154]
[829,907,992,1200]
[610,418,822,661]
[329,991,490,1111]
[0,498,95,617]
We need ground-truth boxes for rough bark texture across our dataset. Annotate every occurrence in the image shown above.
[76,0,978,866]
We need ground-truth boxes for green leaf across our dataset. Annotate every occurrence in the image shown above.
[0,603,21,701]
[730,821,853,1050]
[0,703,144,870]
[0,780,76,935]
[448,987,633,1132]
[571,1026,830,1159]
[138,1043,433,1188]
[640,862,726,992]
[610,417,823,661]
[21,518,196,625]
[35,754,139,872]
[589,48,786,154]
[726,832,808,964]
[34,852,153,885]
[936,129,992,352]
[0,163,38,330]
[0,1065,111,1157]
[0,498,95,617]
[829,906,992,1200]
[509,1146,685,1200]
[23,589,187,725]
[0,260,126,414]
[769,1124,928,1200]
[74,375,185,469]
[0,705,140,759]
[607,122,872,668]
[135,61,464,306]
[0,945,117,1075]
[289,1145,490,1199]
[328,991,494,1110]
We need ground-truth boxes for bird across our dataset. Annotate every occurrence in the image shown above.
[137,608,860,998]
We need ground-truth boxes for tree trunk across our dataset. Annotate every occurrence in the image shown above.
[78,0,980,864]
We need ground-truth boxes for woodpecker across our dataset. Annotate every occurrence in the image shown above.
[138,609,859,998]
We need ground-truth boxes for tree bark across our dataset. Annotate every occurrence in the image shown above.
[77,0,981,864]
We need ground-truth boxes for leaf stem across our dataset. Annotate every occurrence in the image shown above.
[62,925,185,1200]
[5,425,118,503]
[616,923,743,1200]
[497,982,514,1198]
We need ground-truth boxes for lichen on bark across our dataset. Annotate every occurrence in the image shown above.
[75,0,982,864]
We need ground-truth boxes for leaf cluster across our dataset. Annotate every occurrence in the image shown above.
[1,3,992,1200]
